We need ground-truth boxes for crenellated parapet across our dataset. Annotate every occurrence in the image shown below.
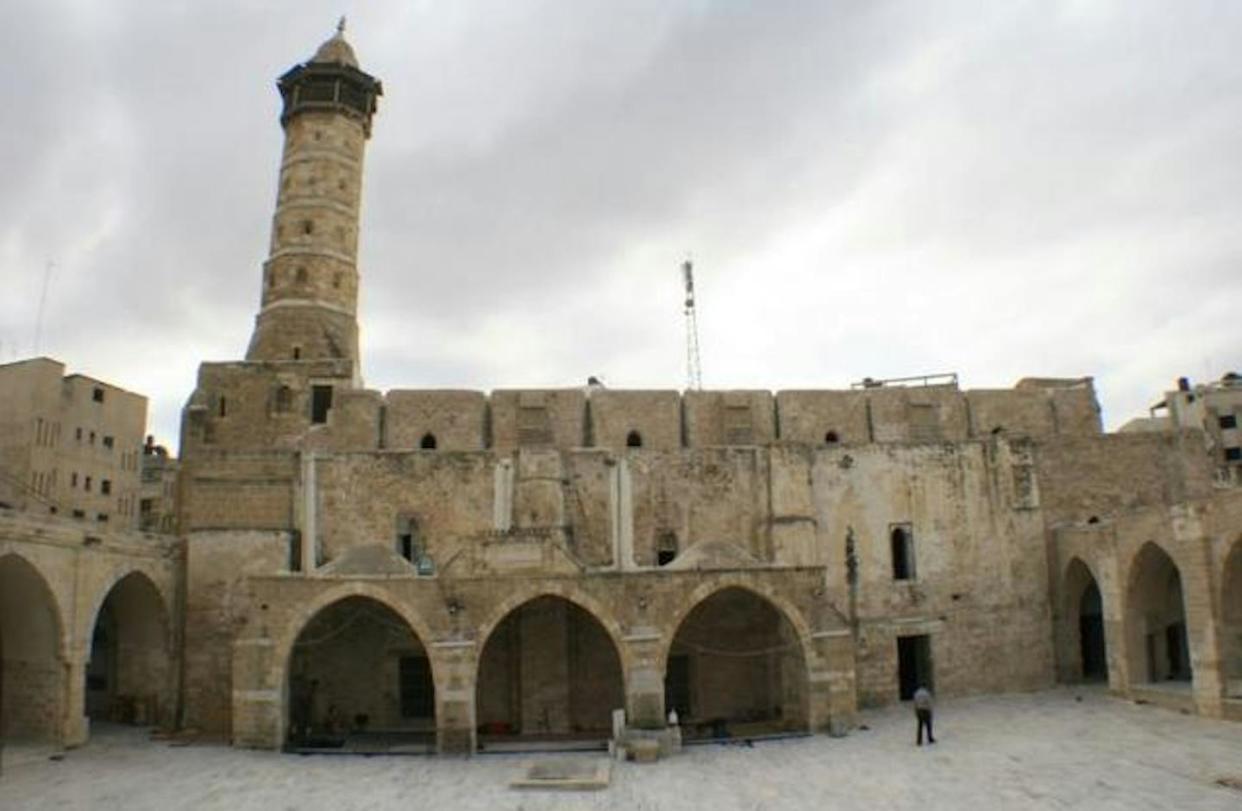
[181,365,1103,457]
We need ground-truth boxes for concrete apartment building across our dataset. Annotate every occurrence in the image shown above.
[1,26,1239,757]
[0,357,147,528]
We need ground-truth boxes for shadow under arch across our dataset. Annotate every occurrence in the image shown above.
[1063,557,1108,682]
[660,582,813,738]
[0,552,66,743]
[276,585,440,752]
[83,569,174,729]
[474,592,625,747]
[1221,536,1242,698]
[1125,541,1192,685]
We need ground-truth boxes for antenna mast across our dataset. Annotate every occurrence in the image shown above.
[34,260,54,356]
[682,258,703,390]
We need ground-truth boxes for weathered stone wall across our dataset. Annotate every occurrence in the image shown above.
[810,440,1053,706]
[183,529,288,735]
[684,390,776,447]
[490,389,588,450]
[587,390,681,450]
[179,452,297,532]
[384,391,487,451]
[1035,432,1216,525]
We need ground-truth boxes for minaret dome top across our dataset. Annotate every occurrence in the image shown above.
[311,17,358,68]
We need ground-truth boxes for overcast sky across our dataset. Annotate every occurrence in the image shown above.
[2,0,1240,451]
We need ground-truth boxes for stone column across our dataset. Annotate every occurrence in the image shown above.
[1098,541,1128,693]
[622,630,665,729]
[231,636,281,749]
[810,629,856,735]
[62,652,88,748]
[1182,532,1226,717]
[431,639,477,754]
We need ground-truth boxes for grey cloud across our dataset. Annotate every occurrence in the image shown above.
[2,1,1240,450]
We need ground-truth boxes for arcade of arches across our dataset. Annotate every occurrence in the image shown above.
[0,547,176,747]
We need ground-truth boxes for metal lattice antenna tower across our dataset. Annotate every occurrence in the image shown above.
[682,258,703,390]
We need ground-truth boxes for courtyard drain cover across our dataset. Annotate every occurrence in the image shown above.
[511,757,612,791]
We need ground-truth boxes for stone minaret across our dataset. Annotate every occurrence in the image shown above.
[245,21,382,380]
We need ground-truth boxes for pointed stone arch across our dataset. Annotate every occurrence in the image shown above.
[1125,541,1192,685]
[274,584,441,750]
[474,591,625,745]
[82,569,174,728]
[1063,557,1108,682]
[656,579,816,676]
[1221,536,1242,698]
[0,552,66,743]
[660,582,813,736]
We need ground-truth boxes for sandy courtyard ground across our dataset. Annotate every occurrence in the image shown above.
[3,688,1241,810]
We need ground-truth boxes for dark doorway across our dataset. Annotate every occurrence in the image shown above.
[897,634,933,701]
[1078,582,1107,680]
[399,656,435,719]
[1165,621,1190,681]
[664,654,691,719]
[310,385,333,423]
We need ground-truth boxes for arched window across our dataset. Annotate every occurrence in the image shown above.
[420,433,438,450]
[295,266,308,284]
[397,516,420,562]
[626,430,643,448]
[824,430,840,444]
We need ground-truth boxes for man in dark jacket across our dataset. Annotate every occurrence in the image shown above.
[913,685,935,745]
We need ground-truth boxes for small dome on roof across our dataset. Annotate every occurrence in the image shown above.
[311,18,358,68]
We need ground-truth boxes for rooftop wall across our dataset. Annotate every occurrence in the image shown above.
[182,362,1104,456]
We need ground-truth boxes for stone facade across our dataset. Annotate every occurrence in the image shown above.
[167,29,1242,756]
[3,27,1240,758]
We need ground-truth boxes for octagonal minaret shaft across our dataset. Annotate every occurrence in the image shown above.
[245,21,382,374]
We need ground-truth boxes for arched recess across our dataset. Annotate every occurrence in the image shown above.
[84,570,172,727]
[1126,542,1192,685]
[663,586,810,738]
[284,595,436,752]
[475,595,624,747]
[1222,537,1242,698]
[0,553,64,743]
[1064,558,1107,682]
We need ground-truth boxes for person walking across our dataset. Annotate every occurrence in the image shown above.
[913,685,935,745]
